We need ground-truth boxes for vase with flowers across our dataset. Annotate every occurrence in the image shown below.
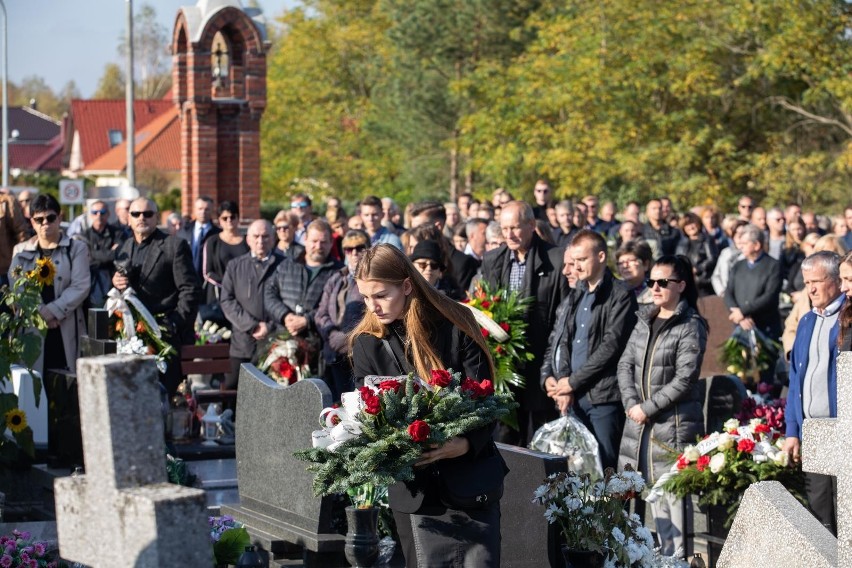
[533,466,655,567]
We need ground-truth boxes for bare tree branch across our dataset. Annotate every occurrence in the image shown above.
[769,96,852,138]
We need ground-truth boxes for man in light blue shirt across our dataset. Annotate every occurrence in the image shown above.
[360,195,402,250]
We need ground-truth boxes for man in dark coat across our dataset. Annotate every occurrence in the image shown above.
[177,196,221,275]
[112,198,201,395]
[78,200,125,308]
[725,224,783,338]
[642,198,681,258]
[481,200,569,445]
[220,220,284,390]
[410,201,480,292]
[265,219,343,375]
[541,229,638,471]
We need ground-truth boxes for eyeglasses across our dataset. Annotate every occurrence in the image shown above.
[343,245,367,254]
[647,278,682,288]
[414,260,441,270]
[291,202,310,209]
[617,258,640,267]
[90,209,108,216]
[129,210,156,219]
[32,213,58,225]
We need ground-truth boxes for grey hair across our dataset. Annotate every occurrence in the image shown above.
[465,217,489,235]
[555,199,573,213]
[801,251,841,281]
[739,223,765,247]
[485,221,502,241]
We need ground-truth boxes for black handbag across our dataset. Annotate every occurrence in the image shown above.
[436,450,508,510]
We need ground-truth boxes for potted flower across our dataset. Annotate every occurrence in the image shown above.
[209,515,250,568]
[533,467,655,568]
[0,528,67,567]
[343,483,387,568]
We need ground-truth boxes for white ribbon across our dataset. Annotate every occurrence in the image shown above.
[462,303,510,342]
[105,287,162,339]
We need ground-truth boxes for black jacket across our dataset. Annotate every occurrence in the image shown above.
[725,254,782,339]
[642,222,681,257]
[540,268,638,405]
[264,257,343,333]
[113,229,201,342]
[675,234,718,296]
[351,319,500,514]
[451,247,479,293]
[219,251,285,359]
[480,234,569,411]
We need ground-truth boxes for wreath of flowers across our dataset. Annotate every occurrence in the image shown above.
[258,331,315,386]
[106,287,176,372]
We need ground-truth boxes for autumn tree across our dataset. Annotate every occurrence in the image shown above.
[93,63,127,99]
[118,3,172,99]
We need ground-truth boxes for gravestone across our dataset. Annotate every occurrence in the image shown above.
[54,355,211,567]
[496,443,568,568]
[220,364,345,565]
[79,309,117,357]
[718,351,852,567]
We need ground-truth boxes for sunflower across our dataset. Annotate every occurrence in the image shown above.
[4,408,28,433]
[31,256,56,286]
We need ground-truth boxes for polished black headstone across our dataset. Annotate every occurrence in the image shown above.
[80,309,116,357]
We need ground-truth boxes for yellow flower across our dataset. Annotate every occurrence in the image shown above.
[4,408,28,433]
[32,257,56,286]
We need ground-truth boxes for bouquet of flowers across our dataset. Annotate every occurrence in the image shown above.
[532,467,655,567]
[0,528,67,567]
[257,331,316,386]
[208,515,250,567]
[735,394,786,432]
[652,416,804,527]
[106,287,176,372]
[720,326,780,386]
[0,263,52,469]
[462,281,534,393]
[195,320,231,345]
[295,369,517,496]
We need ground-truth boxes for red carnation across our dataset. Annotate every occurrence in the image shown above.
[737,439,756,453]
[379,379,403,393]
[481,300,491,309]
[754,423,771,434]
[272,358,297,385]
[479,380,495,397]
[408,420,430,442]
[499,322,510,332]
[429,369,453,388]
[696,455,711,472]
[481,328,490,338]
[676,455,689,470]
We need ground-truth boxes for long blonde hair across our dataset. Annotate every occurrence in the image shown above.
[349,244,495,381]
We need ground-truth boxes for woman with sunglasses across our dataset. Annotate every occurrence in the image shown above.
[350,244,505,568]
[617,255,708,558]
[201,201,248,322]
[272,209,305,263]
[10,194,90,376]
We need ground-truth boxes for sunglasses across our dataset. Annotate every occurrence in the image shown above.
[90,209,108,216]
[739,204,753,209]
[275,225,291,232]
[129,210,156,219]
[291,202,310,209]
[647,278,682,288]
[32,213,58,225]
[414,260,441,270]
[343,245,367,254]
[220,215,237,222]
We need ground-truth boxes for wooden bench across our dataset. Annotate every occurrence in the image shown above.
[180,343,237,406]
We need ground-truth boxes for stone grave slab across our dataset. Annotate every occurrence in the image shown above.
[496,443,568,567]
[54,355,211,567]
[719,351,852,566]
[220,364,345,564]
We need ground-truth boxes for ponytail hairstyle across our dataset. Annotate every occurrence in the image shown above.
[653,255,703,319]
[349,244,495,382]
[839,251,852,349]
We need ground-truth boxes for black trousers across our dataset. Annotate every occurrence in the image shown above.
[573,397,625,472]
[804,471,837,535]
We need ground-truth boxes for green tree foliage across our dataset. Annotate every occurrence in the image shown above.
[261,0,852,211]
[93,63,127,99]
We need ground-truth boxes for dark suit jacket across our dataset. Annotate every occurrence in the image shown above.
[725,254,783,339]
[450,247,479,293]
[177,221,221,273]
[480,234,569,411]
[114,229,201,342]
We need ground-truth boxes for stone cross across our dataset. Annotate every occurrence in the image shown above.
[54,355,211,567]
[718,351,852,567]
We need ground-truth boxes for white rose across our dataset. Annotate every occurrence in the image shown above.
[683,446,700,463]
[749,418,763,433]
[772,451,789,467]
[723,418,740,432]
[717,433,734,451]
[710,453,726,473]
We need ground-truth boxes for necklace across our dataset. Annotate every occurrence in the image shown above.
[391,322,410,349]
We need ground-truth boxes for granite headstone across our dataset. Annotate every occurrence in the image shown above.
[54,355,210,567]
[220,364,345,565]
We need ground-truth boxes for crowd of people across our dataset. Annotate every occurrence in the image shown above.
[3,183,852,564]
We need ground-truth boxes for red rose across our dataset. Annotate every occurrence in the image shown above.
[754,423,770,434]
[359,386,382,414]
[676,455,689,470]
[461,378,480,396]
[479,380,495,397]
[499,322,510,333]
[481,300,491,309]
[379,379,402,393]
[481,328,490,338]
[429,369,453,387]
[272,358,297,384]
[408,420,430,442]
[737,439,756,453]
[696,455,711,472]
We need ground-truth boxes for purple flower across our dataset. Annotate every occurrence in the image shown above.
[2,544,13,555]
[33,542,46,557]
[19,552,30,563]
[27,560,37,568]
[19,531,31,541]
[0,554,12,568]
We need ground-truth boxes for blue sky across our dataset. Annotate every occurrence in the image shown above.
[7,0,299,97]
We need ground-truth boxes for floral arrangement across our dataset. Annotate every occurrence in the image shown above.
[735,394,786,432]
[258,331,315,386]
[195,320,231,346]
[533,467,655,567]
[0,262,52,469]
[106,287,176,372]
[0,528,67,567]
[720,326,780,386]
[653,416,804,527]
[208,516,250,567]
[295,369,517,496]
[462,281,534,393]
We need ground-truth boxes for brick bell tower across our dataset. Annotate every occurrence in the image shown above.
[172,0,270,220]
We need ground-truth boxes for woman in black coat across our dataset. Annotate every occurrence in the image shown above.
[675,212,718,297]
[350,244,504,568]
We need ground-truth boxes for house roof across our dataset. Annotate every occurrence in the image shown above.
[68,99,174,168]
[85,106,180,173]
[10,137,64,171]
[9,107,61,142]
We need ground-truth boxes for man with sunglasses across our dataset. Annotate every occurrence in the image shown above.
[290,192,315,245]
[0,189,28,287]
[77,200,125,308]
[112,198,201,395]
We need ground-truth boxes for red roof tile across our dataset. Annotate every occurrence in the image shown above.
[85,107,180,173]
[69,99,174,168]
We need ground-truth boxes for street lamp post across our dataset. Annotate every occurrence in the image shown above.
[126,0,135,188]
[0,0,8,189]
